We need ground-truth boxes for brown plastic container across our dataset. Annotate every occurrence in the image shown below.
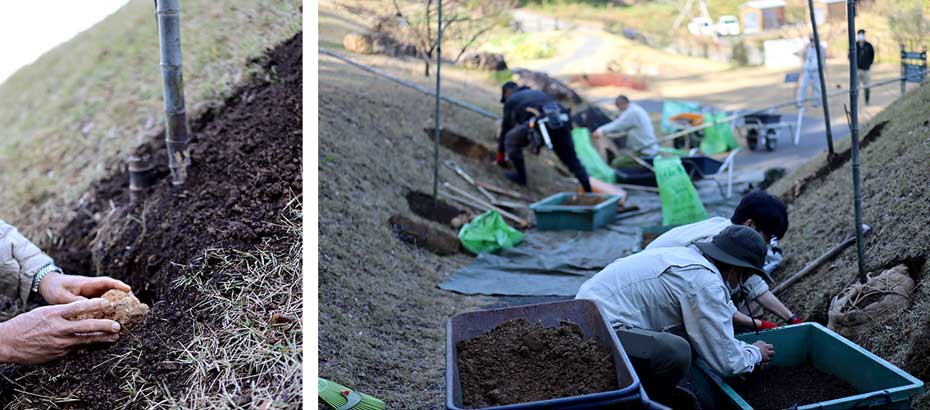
[446,299,655,409]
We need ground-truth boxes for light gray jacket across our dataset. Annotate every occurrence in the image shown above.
[0,219,53,307]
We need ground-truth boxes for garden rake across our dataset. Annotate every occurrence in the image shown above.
[319,377,385,410]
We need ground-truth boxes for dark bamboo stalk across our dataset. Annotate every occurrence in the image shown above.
[156,0,191,186]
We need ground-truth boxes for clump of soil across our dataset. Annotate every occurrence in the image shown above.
[423,128,493,161]
[729,363,859,409]
[405,191,464,226]
[562,194,605,207]
[72,290,149,334]
[456,318,618,408]
[388,214,460,255]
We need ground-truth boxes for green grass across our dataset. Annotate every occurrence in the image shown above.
[0,0,301,240]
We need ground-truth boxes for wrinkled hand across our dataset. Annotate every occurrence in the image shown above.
[753,340,775,362]
[0,299,121,364]
[38,272,131,305]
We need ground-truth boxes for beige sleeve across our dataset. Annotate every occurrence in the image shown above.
[0,219,53,305]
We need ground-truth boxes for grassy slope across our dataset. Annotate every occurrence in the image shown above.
[769,79,930,407]
[0,0,301,239]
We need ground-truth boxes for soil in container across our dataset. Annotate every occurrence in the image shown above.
[456,318,618,408]
[561,194,606,207]
[728,362,859,409]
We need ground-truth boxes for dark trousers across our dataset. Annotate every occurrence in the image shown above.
[615,326,692,400]
[504,122,592,192]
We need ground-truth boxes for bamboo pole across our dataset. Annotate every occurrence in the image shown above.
[847,0,867,284]
[155,0,192,186]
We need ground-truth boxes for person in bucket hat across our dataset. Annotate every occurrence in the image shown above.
[576,225,776,404]
[647,191,800,331]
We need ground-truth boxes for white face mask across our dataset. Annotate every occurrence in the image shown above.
[857,34,865,42]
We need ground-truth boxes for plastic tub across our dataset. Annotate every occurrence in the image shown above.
[530,193,620,231]
[446,300,654,410]
[692,322,925,409]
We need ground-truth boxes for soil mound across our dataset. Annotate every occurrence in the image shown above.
[0,33,302,409]
[456,319,618,408]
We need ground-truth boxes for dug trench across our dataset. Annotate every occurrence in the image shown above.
[0,33,302,408]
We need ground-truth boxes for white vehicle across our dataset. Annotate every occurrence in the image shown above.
[716,15,740,36]
[687,18,715,37]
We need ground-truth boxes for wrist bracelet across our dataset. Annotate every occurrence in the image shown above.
[31,264,61,293]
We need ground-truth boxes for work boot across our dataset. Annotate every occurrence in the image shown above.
[505,156,528,186]
[503,171,527,186]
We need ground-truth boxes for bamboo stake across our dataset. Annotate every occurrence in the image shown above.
[772,224,871,295]
[443,182,529,228]
[155,0,191,185]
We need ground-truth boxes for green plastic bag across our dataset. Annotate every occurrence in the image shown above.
[571,128,617,183]
[700,112,739,155]
[654,156,708,226]
[458,211,525,255]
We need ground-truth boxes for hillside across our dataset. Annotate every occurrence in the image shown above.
[769,79,930,407]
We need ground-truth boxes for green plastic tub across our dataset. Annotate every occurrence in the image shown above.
[530,192,620,231]
[692,323,924,409]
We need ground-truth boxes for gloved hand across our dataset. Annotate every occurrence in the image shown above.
[758,320,778,330]
[495,151,506,167]
[788,314,802,325]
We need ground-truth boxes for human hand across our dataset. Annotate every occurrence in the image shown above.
[592,130,601,141]
[0,299,121,364]
[753,341,775,362]
[38,272,131,305]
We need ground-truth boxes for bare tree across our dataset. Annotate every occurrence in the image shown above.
[390,0,514,76]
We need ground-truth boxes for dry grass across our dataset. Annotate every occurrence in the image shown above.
[167,197,303,409]
[0,0,301,241]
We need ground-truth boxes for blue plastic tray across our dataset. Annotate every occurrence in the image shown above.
[692,323,925,409]
[530,193,620,231]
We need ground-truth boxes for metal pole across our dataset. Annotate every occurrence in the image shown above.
[432,0,442,200]
[807,0,834,157]
[847,0,866,284]
[155,0,191,186]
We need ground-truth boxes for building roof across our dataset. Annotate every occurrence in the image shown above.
[741,0,787,9]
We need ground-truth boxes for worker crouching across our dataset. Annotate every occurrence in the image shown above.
[576,225,776,407]
[497,81,592,192]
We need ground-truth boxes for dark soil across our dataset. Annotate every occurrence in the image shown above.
[388,214,461,255]
[0,33,302,409]
[562,194,605,206]
[456,318,618,408]
[729,363,859,409]
[424,127,494,161]
[406,191,464,226]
